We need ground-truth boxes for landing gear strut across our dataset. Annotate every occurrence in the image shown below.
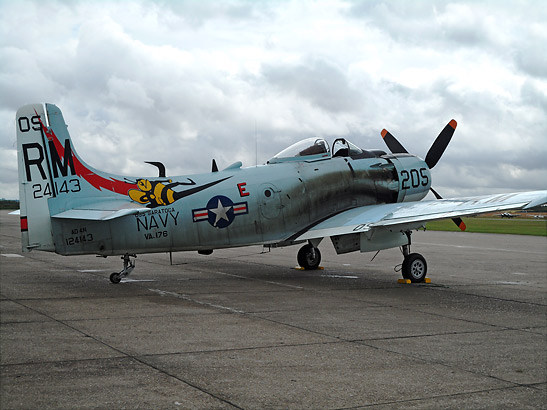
[297,243,321,270]
[110,254,136,284]
[400,231,427,283]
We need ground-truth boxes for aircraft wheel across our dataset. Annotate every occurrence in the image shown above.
[402,253,427,283]
[110,272,121,284]
[297,244,321,270]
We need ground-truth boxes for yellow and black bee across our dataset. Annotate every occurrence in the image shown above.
[129,178,195,208]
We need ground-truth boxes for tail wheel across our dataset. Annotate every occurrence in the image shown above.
[109,272,122,284]
[402,253,427,283]
[297,244,321,270]
[109,254,136,284]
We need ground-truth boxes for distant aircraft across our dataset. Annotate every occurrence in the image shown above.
[497,212,520,218]
[16,104,547,283]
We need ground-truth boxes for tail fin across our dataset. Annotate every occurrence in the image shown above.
[16,103,138,252]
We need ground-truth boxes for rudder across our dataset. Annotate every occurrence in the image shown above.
[16,103,55,251]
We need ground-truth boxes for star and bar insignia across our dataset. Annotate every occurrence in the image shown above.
[192,195,248,228]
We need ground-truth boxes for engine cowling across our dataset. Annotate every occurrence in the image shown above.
[389,154,431,203]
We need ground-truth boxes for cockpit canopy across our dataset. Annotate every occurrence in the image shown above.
[268,137,385,164]
[269,138,330,163]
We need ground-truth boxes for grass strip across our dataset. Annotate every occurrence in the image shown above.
[426,217,547,236]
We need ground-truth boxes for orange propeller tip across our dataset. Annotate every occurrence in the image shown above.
[381,129,388,138]
[449,119,457,129]
[459,221,467,231]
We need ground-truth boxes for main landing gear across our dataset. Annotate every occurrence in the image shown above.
[110,254,136,284]
[297,243,322,270]
[400,231,427,283]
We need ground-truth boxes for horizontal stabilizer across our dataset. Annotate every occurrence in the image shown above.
[51,201,149,221]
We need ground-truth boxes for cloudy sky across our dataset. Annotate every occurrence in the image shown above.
[1,0,546,200]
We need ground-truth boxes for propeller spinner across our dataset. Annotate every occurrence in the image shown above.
[381,120,466,231]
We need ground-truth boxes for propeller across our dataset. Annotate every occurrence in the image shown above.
[381,119,466,231]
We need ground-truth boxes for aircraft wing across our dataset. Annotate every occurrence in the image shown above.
[296,190,547,241]
[50,201,149,221]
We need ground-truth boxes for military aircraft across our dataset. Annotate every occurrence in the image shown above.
[16,103,547,283]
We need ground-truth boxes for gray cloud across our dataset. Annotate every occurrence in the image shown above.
[261,57,364,113]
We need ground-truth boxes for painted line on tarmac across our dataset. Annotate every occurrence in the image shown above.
[148,288,245,314]
[415,242,545,255]
[215,271,304,289]
[121,278,157,282]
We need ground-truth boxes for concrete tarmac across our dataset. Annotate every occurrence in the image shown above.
[1,209,546,409]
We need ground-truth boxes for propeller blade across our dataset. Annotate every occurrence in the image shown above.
[454,218,467,231]
[430,187,466,231]
[381,129,408,154]
[429,187,443,200]
[424,119,457,169]
[212,159,219,173]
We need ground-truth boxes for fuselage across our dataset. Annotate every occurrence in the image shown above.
[52,151,431,256]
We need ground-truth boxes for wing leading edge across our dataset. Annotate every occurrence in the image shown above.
[296,190,547,242]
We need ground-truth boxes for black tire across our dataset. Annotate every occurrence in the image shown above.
[110,272,121,284]
[297,244,321,270]
[402,253,427,283]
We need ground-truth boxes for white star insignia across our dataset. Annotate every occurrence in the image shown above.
[210,199,232,227]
